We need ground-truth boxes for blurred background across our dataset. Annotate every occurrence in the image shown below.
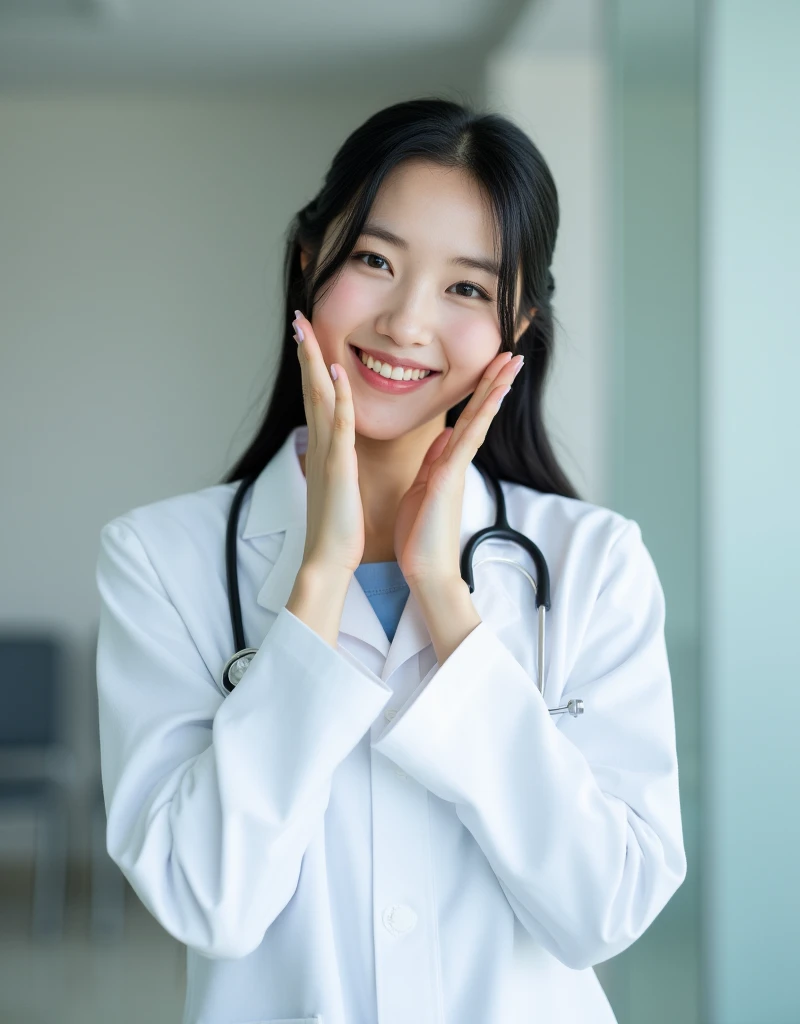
[0,0,797,1022]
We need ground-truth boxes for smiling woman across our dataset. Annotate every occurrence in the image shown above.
[222,97,576,505]
[95,96,685,1024]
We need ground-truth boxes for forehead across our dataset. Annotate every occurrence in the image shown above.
[325,158,500,258]
[372,159,498,245]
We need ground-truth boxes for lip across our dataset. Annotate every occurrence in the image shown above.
[349,345,441,394]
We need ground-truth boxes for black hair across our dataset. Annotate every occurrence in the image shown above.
[221,96,580,501]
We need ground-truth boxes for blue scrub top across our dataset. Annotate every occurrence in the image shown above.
[353,560,409,643]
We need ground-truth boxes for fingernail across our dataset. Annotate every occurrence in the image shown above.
[330,363,338,381]
[513,357,524,377]
[497,385,511,409]
[292,310,305,342]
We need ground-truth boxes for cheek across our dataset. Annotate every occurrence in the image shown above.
[315,271,372,326]
[311,273,369,361]
[444,318,501,374]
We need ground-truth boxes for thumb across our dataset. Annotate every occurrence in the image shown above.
[411,428,454,489]
[424,428,454,466]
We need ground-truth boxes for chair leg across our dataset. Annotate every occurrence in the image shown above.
[31,789,68,939]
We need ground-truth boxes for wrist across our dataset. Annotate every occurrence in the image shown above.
[409,577,481,666]
[297,561,354,592]
[287,563,353,649]
[408,575,470,604]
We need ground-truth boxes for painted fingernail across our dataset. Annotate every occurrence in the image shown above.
[330,363,338,381]
[293,322,305,343]
[497,385,511,409]
[513,357,524,377]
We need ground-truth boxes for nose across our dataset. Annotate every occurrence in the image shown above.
[373,289,437,352]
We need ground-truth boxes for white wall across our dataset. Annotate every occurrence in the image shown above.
[702,1,800,1020]
[0,30,609,863]
[0,81,488,860]
[485,52,610,506]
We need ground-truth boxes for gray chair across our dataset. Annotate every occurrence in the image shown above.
[0,633,76,939]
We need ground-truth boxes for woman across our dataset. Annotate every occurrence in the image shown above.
[95,98,686,1024]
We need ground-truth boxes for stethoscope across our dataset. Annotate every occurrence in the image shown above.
[219,467,585,719]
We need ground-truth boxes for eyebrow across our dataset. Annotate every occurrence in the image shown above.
[359,222,501,279]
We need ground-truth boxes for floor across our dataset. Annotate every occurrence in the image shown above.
[0,861,701,1024]
[0,864,186,1024]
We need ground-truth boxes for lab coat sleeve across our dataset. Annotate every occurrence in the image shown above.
[95,518,393,960]
[372,519,687,971]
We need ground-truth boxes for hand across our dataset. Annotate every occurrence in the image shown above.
[393,350,524,589]
[293,309,365,576]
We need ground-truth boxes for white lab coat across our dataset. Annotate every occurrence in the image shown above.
[95,424,686,1024]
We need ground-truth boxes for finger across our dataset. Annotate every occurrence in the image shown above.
[468,372,519,459]
[294,309,334,453]
[424,429,453,468]
[292,312,317,453]
[442,355,524,476]
[439,351,519,463]
[290,315,315,452]
[413,428,454,489]
[327,359,356,471]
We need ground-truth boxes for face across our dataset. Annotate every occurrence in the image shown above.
[300,159,532,441]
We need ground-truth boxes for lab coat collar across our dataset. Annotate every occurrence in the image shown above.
[241,425,523,677]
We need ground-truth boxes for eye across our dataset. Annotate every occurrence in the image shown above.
[351,251,493,302]
[452,281,492,301]
[352,251,390,271]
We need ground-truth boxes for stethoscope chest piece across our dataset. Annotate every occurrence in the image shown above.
[220,647,259,694]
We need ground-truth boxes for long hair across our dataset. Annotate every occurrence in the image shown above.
[221,97,580,500]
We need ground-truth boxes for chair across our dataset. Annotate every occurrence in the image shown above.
[0,633,76,938]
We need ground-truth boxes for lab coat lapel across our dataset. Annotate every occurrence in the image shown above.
[241,425,524,675]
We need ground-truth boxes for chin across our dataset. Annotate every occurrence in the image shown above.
[354,408,447,443]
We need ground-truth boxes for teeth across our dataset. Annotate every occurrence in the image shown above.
[358,348,431,380]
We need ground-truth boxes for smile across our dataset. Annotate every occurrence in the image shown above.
[349,346,441,394]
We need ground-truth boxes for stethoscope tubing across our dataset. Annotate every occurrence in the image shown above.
[220,468,584,718]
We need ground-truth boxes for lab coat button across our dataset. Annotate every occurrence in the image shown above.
[382,903,417,936]
[384,708,397,721]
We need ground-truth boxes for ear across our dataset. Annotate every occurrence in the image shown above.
[299,246,314,274]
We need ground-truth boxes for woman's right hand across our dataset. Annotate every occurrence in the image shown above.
[292,309,365,576]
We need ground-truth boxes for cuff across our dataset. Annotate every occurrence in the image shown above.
[371,620,540,772]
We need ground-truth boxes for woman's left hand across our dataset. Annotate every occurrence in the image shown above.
[394,350,524,589]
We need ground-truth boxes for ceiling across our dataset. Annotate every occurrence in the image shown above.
[0,0,537,89]
[0,0,694,91]
[0,0,696,93]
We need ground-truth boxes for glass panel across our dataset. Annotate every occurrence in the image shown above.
[595,2,702,1022]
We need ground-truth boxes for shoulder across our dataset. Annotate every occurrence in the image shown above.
[499,479,633,557]
[101,479,239,548]
[97,480,241,592]
[493,481,666,692]
[496,478,658,607]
